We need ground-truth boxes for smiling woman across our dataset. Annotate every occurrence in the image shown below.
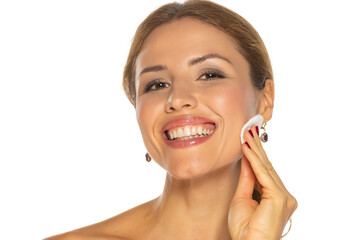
[45,1,296,239]
[135,18,261,182]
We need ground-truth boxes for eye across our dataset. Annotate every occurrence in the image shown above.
[144,80,170,93]
[198,69,225,81]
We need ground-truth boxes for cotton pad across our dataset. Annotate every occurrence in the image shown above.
[240,114,264,144]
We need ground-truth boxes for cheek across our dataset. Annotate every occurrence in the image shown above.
[206,83,252,119]
[203,83,256,164]
[136,96,161,140]
[135,94,170,163]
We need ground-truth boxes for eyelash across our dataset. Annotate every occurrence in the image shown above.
[143,69,226,93]
[144,80,169,93]
[198,69,225,81]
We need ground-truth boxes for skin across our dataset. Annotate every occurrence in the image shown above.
[45,18,297,240]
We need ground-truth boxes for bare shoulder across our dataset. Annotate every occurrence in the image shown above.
[43,231,127,240]
[44,198,158,240]
[43,231,94,240]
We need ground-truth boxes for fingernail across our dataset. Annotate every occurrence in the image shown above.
[245,142,251,149]
[256,126,259,135]
[248,129,254,138]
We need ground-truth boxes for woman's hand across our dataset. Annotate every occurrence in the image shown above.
[228,126,297,240]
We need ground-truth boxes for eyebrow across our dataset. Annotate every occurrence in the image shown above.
[139,65,167,77]
[138,53,232,77]
[188,53,232,66]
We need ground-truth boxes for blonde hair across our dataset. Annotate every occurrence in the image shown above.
[122,0,272,202]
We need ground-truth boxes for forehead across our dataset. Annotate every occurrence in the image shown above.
[136,18,240,73]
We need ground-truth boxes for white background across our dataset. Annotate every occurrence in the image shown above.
[1,0,359,239]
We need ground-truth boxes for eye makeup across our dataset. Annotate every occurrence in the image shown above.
[143,79,169,93]
[198,68,226,81]
[141,68,227,94]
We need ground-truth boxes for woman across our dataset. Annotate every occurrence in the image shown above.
[46,0,297,239]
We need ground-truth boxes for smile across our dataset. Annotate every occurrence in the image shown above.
[165,124,215,140]
[161,116,217,148]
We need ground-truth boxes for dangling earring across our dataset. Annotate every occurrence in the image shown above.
[260,121,268,143]
[145,153,152,162]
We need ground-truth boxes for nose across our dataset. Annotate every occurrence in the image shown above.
[165,83,197,113]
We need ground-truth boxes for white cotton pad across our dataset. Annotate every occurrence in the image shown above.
[240,114,264,144]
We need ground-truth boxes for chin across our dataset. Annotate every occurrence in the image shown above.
[163,155,213,180]
[163,153,238,180]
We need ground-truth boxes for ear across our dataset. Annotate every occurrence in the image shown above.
[257,79,275,122]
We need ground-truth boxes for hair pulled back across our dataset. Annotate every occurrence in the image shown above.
[123,0,273,107]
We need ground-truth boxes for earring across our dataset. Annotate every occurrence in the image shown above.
[260,121,268,143]
[145,153,152,162]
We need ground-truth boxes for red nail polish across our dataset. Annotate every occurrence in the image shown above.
[256,126,259,135]
[248,129,254,138]
[245,142,251,149]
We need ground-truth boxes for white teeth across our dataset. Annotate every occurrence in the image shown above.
[184,126,191,137]
[197,126,203,135]
[177,128,184,138]
[178,136,191,140]
[167,125,215,140]
[191,126,197,135]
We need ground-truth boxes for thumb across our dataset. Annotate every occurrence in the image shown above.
[233,155,256,200]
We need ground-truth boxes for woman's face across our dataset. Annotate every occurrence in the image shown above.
[135,18,259,179]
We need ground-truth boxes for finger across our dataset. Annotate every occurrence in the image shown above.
[247,127,297,216]
[243,129,291,203]
[246,126,269,167]
[255,179,263,195]
[241,139,278,190]
[245,127,288,191]
[233,155,256,200]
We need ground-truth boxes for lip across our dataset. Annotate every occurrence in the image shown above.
[161,115,217,149]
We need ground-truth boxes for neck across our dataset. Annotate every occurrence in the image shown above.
[151,159,241,240]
